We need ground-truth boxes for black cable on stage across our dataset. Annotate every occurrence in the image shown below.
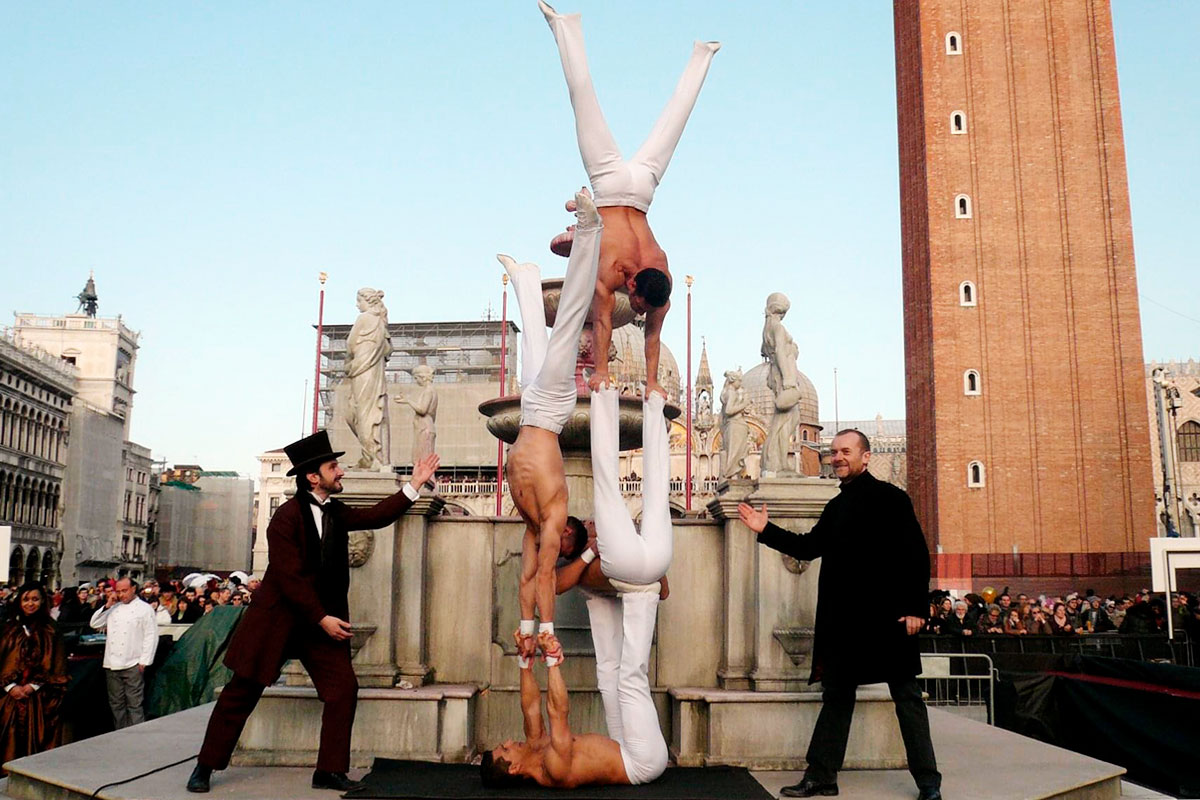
[89,753,197,799]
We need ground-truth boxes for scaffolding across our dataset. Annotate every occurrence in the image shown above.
[317,320,518,428]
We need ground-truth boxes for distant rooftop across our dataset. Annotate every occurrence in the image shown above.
[819,418,907,440]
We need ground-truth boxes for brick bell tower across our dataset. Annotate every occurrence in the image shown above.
[893,0,1156,595]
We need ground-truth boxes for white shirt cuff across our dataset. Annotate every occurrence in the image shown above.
[402,483,420,501]
[3,683,13,693]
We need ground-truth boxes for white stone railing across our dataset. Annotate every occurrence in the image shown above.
[0,327,79,385]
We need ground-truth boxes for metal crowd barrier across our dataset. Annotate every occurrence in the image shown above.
[918,632,1192,666]
[917,653,996,725]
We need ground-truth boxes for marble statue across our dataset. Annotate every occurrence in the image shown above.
[719,369,750,480]
[345,288,392,471]
[396,364,438,473]
[760,292,802,477]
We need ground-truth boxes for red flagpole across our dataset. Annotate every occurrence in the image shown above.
[497,274,509,516]
[685,275,694,511]
[312,272,328,433]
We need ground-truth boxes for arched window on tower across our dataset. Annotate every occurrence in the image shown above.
[964,369,981,395]
[946,32,962,54]
[951,110,967,134]
[960,281,977,306]
[1179,420,1200,462]
[955,194,972,218]
[967,461,985,488]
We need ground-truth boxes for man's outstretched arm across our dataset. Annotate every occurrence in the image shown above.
[643,301,670,398]
[535,525,562,625]
[540,634,574,782]
[518,657,545,742]
[587,284,616,391]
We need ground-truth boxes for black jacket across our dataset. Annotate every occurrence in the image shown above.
[756,471,930,685]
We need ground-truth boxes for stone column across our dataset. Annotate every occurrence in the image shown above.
[393,491,444,687]
[744,476,836,690]
[707,479,757,690]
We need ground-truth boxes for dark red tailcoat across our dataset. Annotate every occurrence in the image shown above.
[224,489,414,685]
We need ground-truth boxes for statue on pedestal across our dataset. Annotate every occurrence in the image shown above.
[720,369,750,479]
[761,292,801,477]
[396,365,438,473]
[345,288,392,471]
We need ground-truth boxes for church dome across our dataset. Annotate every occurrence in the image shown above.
[608,323,682,400]
[741,362,819,426]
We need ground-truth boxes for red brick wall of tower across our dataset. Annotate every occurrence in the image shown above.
[893,0,1156,592]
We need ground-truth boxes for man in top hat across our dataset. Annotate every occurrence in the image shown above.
[186,431,439,793]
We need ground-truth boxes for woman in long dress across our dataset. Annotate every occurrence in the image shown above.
[0,584,68,772]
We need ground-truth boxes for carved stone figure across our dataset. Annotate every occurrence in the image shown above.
[720,369,751,479]
[760,293,802,477]
[396,364,438,471]
[345,288,392,471]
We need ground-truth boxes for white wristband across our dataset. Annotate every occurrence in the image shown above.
[580,549,597,564]
[539,622,554,635]
[519,619,535,636]
[517,655,532,670]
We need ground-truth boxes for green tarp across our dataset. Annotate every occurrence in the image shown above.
[148,605,245,717]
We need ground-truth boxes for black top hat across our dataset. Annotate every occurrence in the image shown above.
[284,430,345,477]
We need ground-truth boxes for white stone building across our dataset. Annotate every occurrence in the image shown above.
[15,277,158,585]
[1146,360,1200,537]
[0,328,76,588]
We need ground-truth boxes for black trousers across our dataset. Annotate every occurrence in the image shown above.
[198,638,358,773]
[804,677,940,790]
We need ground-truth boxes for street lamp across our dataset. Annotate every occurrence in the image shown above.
[685,275,694,512]
[312,272,328,434]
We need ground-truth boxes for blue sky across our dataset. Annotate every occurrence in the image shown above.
[2,2,1197,477]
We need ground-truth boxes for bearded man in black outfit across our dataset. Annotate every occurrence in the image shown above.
[738,429,942,800]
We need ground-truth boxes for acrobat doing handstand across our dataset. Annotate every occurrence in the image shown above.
[540,0,719,398]
[499,189,602,664]
[482,386,674,788]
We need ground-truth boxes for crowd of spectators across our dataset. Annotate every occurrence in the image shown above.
[0,572,259,768]
[923,586,1200,639]
[12,574,261,630]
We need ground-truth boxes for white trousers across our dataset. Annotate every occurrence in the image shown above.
[541,2,719,213]
[582,589,667,785]
[591,387,673,584]
[509,219,602,434]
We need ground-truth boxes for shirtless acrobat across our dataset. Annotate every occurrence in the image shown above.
[500,190,602,659]
[539,0,719,398]
[481,632,629,789]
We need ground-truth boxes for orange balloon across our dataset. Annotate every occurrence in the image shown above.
[981,586,997,604]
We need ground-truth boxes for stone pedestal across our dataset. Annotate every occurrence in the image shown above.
[282,472,443,689]
[748,476,838,689]
[671,685,907,770]
[563,451,594,518]
[232,685,477,767]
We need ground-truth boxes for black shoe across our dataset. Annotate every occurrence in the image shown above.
[917,788,942,800]
[780,778,839,797]
[186,764,212,793]
[312,771,366,792]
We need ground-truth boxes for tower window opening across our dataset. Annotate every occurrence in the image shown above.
[951,111,966,133]
[964,369,981,395]
[947,33,961,54]
[955,194,972,218]
[960,281,976,306]
[968,461,985,487]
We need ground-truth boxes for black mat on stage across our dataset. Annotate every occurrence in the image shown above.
[343,758,773,799]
